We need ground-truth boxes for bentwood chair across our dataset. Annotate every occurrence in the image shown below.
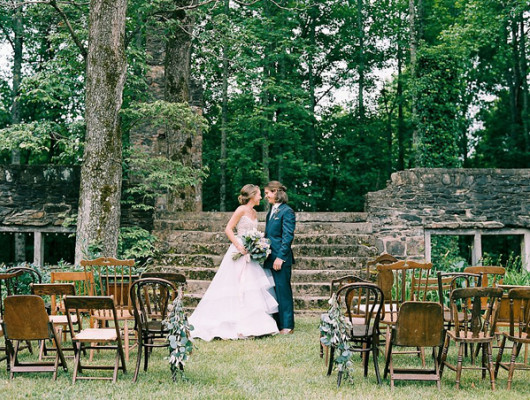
[130,277,178,382]
[494,287,530,389]
[320,274,367,364]
[440,287,503,390]
[81,257,136,361]
[2,295,68,380]
[384,301,445,390]
[65,295,127,383]
[327,283,384,386]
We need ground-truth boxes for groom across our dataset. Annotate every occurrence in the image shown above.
[264,181,296,334]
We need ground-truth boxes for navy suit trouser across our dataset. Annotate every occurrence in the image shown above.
[271,264,294,330]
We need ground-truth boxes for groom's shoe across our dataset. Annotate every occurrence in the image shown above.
[279,329,293,335]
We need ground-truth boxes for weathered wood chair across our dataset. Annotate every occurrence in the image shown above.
[365,253,398,281]
[494,287,530,389]
[440,287,503,390]
[327,282,384,386]
[65,295,127,383]
[383,301,445,390]
[80,257,136,361]
[30,282,77,358]
[130,277,178,382]
[2,295,68,380]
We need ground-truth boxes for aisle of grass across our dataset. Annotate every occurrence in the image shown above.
[1,316,528,399]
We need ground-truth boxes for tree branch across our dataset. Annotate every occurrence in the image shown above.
[0,21,15,50]
[49,0,87,60]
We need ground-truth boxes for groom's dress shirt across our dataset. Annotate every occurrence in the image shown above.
[269,204,284,263]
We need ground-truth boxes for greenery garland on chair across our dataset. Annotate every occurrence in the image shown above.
[319,293,355,383]
[164,294,194,381]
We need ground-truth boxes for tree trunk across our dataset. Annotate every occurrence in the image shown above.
[11,3,25,262]
[219,0,229,212]
[520,14,529,154]
[397,36,405,171]
[408,0,421,166]
[75,0,128,264]
[357,0,365,120]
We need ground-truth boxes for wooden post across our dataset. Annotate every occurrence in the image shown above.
[33,231,44,266]
[472,232,482,265]
[522,232,530,272]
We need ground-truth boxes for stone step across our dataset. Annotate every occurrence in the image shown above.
[157,255,376,270]
[187,279,331,297]
[154,220,373,234]
[156,211,368,223]
[162,242,376,257]
[157,231,376,246]
[182,293,328,311]
[153,266,364,283]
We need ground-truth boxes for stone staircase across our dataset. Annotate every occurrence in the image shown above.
[152,212,378,312]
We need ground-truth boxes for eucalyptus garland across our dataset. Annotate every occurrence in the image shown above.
[164,295,194,381]
[319,294,355,381]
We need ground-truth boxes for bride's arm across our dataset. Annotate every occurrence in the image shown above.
[225,207,247,254]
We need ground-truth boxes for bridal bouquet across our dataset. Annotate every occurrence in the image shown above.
[233,229,271,265]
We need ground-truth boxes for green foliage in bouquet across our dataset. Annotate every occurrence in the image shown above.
[164,295,194,381]
[232,229,271,265]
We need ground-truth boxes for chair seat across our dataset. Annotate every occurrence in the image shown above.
[447,330,495,342]
[350,324,376,338]
[502,331,530,343]
[49,315,78,325]
[73,328,118,342]
[443,310,466,323]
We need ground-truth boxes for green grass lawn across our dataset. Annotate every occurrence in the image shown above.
[1,316,528,399]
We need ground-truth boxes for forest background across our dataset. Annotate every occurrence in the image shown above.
[0,0,528,263]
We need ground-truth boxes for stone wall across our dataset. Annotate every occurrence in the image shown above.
[366,168,530,259]
[0,165,152,230]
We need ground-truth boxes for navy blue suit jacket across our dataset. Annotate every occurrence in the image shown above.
[264,203,296,269]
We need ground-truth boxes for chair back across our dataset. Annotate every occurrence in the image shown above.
[464,266,505,288]
[337,283,384,338]
[31,283,76,315]
[6,266,42,294]
[408,261,435,301]
[3,295,51,340]
[505,288,530,338]
[329,275,366,299]
[450,287,503,338]
[51,271,94,313]
[64,295,118,331]
[0,270,23,318]
[140,272,186,297]
[376,260,407,321]
[393,301,444,347]
[437,271,482,308]
[366,253,398,280]
[130,278,177,334]
[81,257,135,317]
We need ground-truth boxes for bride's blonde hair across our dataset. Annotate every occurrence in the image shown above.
[238,184,260,205]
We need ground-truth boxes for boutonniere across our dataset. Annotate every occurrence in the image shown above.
[271,206,281,219]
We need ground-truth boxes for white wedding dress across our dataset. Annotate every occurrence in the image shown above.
[189,216,279,341]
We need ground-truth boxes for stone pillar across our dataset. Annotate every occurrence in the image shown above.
[522,232,530,272]
[424,230,431,262]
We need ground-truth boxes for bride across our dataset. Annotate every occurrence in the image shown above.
[189,184,279,341]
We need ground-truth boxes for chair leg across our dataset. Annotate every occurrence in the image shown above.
[372,339,382,385]
[133,339,142,383]
[113,352,120,383]
[363,344,369,378]
[507,342,518,390]
[439,335,450,378]
[72,342,81,384]
[384,341,392,379]
[495,335,506,378]
[327,346,335,376]
[487,342,495,390]
[144,339,150,372]
[481,341,487,380]
[455,342,464,389]
[419,347,426,367]
[124,322,130,362]
[433,347,441,391]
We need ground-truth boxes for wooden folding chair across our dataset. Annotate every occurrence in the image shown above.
[2,295,68,380]
[65,295,126,383]
[81,257,137,361]
[30,283,77,358]
[384,301,445,390]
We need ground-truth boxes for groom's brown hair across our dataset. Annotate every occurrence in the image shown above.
[265,181,288,204]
